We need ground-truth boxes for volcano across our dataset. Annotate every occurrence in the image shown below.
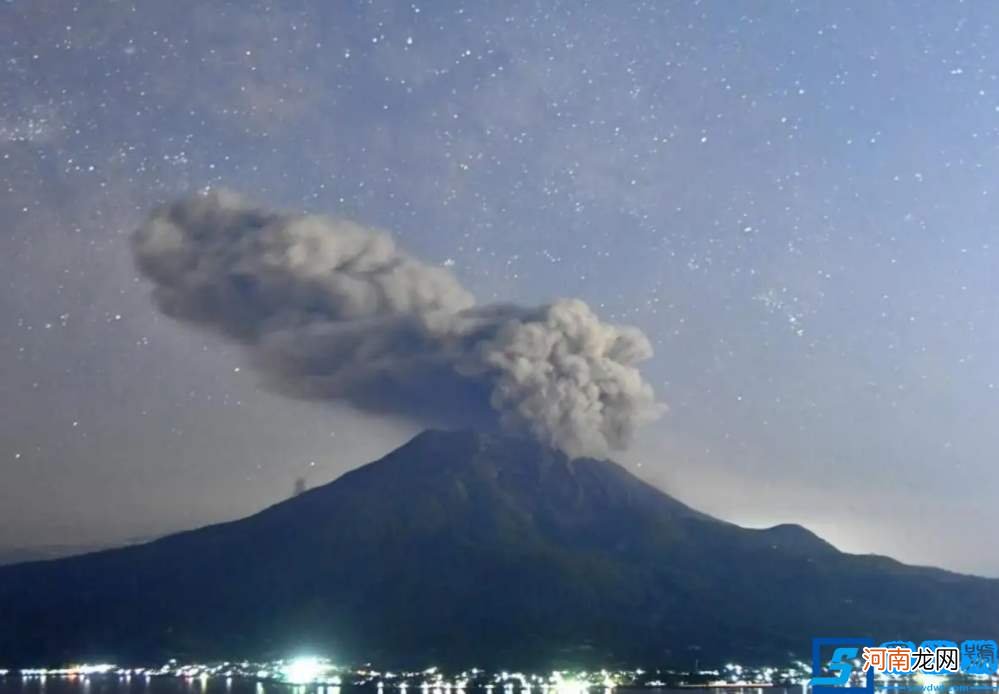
[1,429,996,668]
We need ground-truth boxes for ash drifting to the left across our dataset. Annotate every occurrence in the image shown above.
[132,190,664,458]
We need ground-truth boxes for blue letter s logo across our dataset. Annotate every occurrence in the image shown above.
[812,647,858,686]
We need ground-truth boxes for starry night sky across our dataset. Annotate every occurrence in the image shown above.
[2,1,998,575]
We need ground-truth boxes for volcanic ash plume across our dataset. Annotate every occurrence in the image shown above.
[132,190,664,458]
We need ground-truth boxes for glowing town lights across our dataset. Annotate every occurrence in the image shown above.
[1,658,960,692]
[551,674,589,694]
[281,657,328,685]
[556,679,588,694]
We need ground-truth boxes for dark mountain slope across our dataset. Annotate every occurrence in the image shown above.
[0,429,996,668]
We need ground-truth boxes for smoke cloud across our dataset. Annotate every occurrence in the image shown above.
[132,190,664,458]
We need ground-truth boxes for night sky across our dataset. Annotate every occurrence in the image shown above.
[3,1,998,576]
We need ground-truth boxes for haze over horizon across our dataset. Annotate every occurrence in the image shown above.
[2,1,999,577]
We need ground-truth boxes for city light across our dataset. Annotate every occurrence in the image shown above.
[4,655,989,692]
[551,673,589,694]
[281,656,329,684]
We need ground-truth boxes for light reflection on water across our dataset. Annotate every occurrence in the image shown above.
[0,679,806,694]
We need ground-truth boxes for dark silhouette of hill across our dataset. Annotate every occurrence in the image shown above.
[0,429,996,668]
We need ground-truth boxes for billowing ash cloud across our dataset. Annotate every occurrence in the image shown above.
[133,190,664,457]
